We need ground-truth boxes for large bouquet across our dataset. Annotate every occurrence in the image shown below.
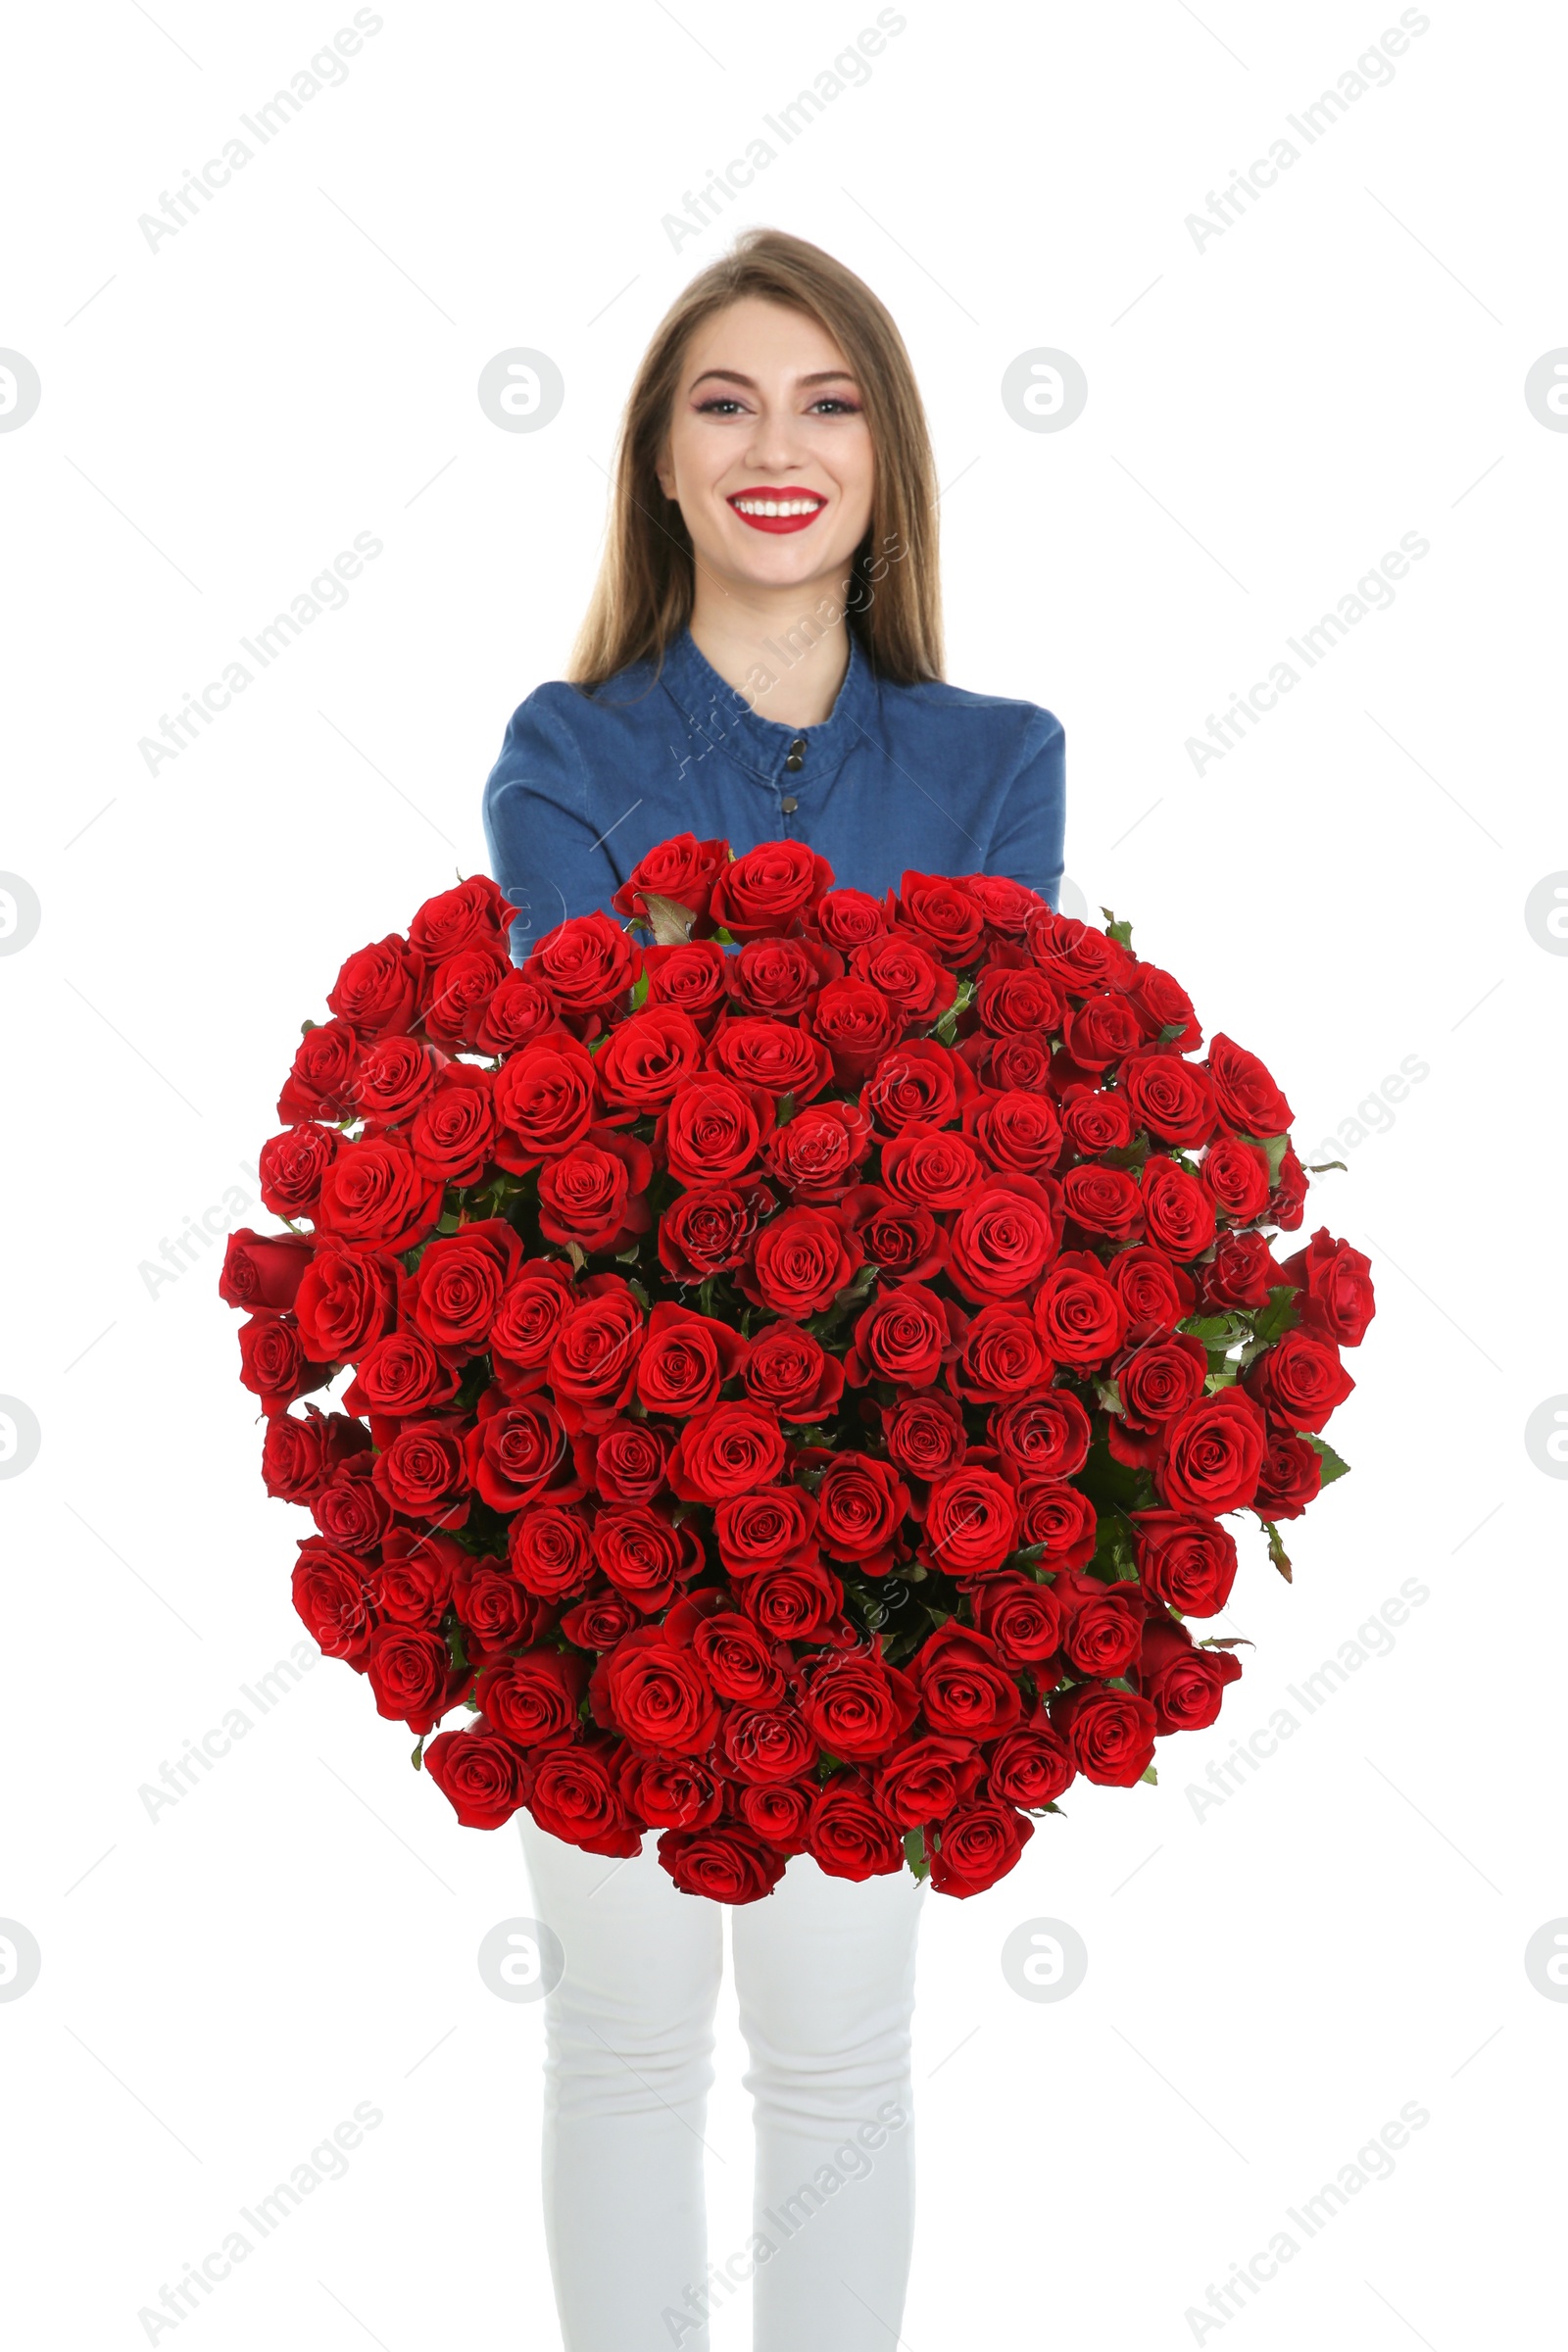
[221,834,1373,1902]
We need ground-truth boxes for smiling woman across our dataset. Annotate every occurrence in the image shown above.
[479,227,1067,2352]
[483,229,1064,967]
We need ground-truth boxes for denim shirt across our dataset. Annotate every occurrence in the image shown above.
[481,622,1065,958]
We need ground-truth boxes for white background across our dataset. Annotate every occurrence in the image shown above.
[2,2,1564,2346]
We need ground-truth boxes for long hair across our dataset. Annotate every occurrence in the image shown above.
[568,227,943,690]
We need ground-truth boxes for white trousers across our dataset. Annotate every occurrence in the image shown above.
[518,1816,927,2352]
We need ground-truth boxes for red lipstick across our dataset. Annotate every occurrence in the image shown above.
[726,486,828,535]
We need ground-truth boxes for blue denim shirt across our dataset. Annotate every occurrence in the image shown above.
[482,622,1065,957]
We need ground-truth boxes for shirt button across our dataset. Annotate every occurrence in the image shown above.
[784,736,806,772]
[781,796,798,815]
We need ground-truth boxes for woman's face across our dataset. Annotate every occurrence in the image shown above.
[656,296,875,599]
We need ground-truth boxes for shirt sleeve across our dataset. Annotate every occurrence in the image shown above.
[987,709,1066,910]
[481,690,613,964]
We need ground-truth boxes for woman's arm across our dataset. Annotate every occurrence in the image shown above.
[481,692,615,962]
[987,709,1066,910]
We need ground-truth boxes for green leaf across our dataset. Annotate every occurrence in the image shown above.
[642,893,697,947]
[1139,1762,1158,1786]
[1304,1434,1351,1486]
[411,1737,426,1772]
[1158,1020,1188,1044]
[1203,1369,1238,1392]
[903,1827,931,1883]
[1100,907,1134,950]
[629,968,651,1010]
[775,1091,797,1128]
[1241,1131,1292,1185]
[1180,1313,1242,1347]
[1245,1285,1301,1350]
[1304,1158,1348,1174]
[1094,1377,1124,1415]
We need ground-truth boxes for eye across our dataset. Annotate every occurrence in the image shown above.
[809,396,861,415]
[695,396,748,416]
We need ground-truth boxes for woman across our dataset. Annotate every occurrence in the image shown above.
[482,227,1065,2352]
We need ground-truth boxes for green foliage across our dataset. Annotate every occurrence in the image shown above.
[1304,1434,1351,1485]
[903,1828,931,1882]
[1100,907,1135,949]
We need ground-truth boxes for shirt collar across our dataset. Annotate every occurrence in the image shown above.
[652,620,880,784]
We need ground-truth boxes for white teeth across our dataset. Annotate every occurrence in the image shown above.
[732,497,823,517]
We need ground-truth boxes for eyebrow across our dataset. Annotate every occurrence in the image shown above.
[687,368,858,391]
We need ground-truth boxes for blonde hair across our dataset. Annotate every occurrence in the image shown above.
[568,227,944,689]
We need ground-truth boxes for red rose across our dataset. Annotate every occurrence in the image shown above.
[492,1037,598,1172]
[561,1591,642,1649]
[219,1228,315,1312]
[292,1539,374,1659]
[529,1741,642,1857]
[657,1179,773,1283]
[490,1259,576,1392]
[990,1390,1093,1479]
[1051,1569,1144,1678]
[1014,1478,1098,1568]
[845,1282,962,1389]
[343,1331,459,1420]
[849,935,956,1023]
[709,839,834,939]
[719,1702,815,1782]
[1061,1163,1145,1243]
[644,940,730,1026]
[1251,1434,1324,1520]
[814,1452,911,1575]
[730,936,834,1020]
[1050,1682,1157,1787]
[1200,1135,1272,1224]
[814,888,889,949]
[800,1651,920,1759]
[424,1722,528,1830]
[365,1625,465,1734]
[509,1503,594,1598]
[594,1006,705,1112]
[659,1076,771,1186]
[709,1016,833,1102]
[372,1529,462,1625]
[523,910,640,1016]
[742,1558,846,1642]
[923,1464,1019,1577]
[1059,1089,1135,1156]
[843,1187,947,1282]
[262,1405,369,1503]
[408,875,514,962]
[592,1503,700,1611]
[881,1390,968,1481]
[965,1090,1063,1177]
[712,1487,818,1575]
[1065,992,1143,1070]
[882,1125,985,1213]
[579,1417,671,1502]
[983,1035,1053,1094]
[473,971,561,1057]
[736,1781,813,1850]
[693,1613,786,1706]
[969,1572,1064,1667]
[259,1123,340,1218]
[1158,1389,1268,1514]
[806,1776,907,1879]
[915,1622,1023,1740]
[763,1100,873,1200]
[1130,1511,1239,1614]
[1267,1144,1308,1232]
[1200,1229,1281,1312]
[371,1420,469,1521]
[595,1626,719,1755]
[959,871,1042,936]
[538,1134,654,1255]
[873,1735,984,1826]
[1126,961,1200,1052]
[897,870,985,961]
[277,1019,361,1123]
[1118,1335,1208,1432]
[618,1751,723,1831]
[546,1279,646,1432]
[1206,1034,1295,1134]
[477,1648,588,1745]
[742,1324,844,1423]
[310,1457,391,1555]
[464,1389,582,1511]
[808,979,898,1085]
[666,1401,787,1503]
[1141,1154,1217,1260]
[1245,1329,1354,1433]
[975,961,1065,1038]
[745,1206,862,1320]
[612,831,730,927]
[1121,1053,1217,1147]
[423,945,510,1049]
[327,935,423,1040]
[1107,1245,1192,1339]
[1280,1228,1376,1348]
[860,1039,969,1134]
[634,1301,748,1417]
[1137,1615,1242,1733]
[928,1797,1033,1896]
[1028,911,1136,995]
[988,1717,1076,1808]
[949,1303,1048,1405]
[454,1557,551,1655]
[658,1824,789,1900]
[237,1311,330,1417]
[408,1221,523,1357]
[409,1066,498,1186]
[1032,1253,1127,1370]
[947,1176,1059,1303]
[315,1137,444,1253]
